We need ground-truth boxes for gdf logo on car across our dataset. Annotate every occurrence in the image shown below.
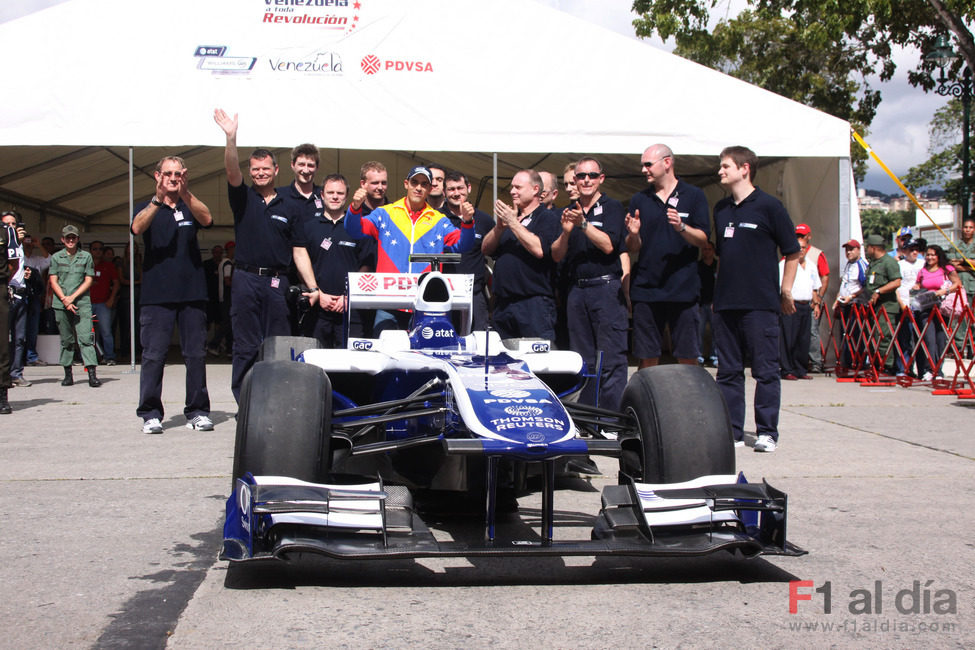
[360,54,434,75]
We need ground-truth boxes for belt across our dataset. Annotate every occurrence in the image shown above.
[576,274,618,288]
[794,300,810,305]
[236,263,286,277]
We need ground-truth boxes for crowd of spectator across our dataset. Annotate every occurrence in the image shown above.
[5,125,974,453]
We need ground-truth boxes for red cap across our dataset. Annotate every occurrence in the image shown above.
[795,223,811,235]
[842,239,861,249]
[224,241,235,249]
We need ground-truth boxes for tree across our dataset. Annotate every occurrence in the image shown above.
[859,208,914,242]
[631,0,975,179]
[903,99,973,208]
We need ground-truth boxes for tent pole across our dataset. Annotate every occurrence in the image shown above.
[492,153,497,207]
[127,147,136,372]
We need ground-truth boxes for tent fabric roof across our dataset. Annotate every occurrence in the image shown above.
[0,0,849,229]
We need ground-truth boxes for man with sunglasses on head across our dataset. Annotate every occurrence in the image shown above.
[346,165,475,333]
[551,157,628,410]
[625,144,710,368]
[131,156,215,434]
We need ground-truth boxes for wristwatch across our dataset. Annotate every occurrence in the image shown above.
[150,197,163,207]
[580,220,589,231]
[679,222,686,232]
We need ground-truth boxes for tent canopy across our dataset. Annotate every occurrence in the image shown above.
[0,0,851,264]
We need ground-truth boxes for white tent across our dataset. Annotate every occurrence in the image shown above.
[0,0,853,263]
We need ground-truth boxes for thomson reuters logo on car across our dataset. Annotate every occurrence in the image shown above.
[360,54,434,75]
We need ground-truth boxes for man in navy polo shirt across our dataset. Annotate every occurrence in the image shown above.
[483,169,560,341]
[213,109,319,402]
[293,173,374,347]
[551,156,627,410]
[712,146,800,453]
[625,144,710,368]
[131,156,214,434]
[440,170,494,331]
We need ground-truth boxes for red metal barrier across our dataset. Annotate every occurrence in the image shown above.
[826,288,974,398]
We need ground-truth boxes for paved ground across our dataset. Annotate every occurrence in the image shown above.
[1,359,973,648]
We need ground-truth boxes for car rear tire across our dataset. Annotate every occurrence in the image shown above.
[232,360,332,486]
[259,336,321,362]
[619,365,734,483]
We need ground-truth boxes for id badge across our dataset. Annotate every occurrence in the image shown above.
[173,210,183,222]
[724,225,735,238]
[270,277,280,289]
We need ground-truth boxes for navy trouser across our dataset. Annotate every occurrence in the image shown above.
[779,301,811,378]
[230,270,290,402]
[566,280,628,411]
[713,309,781,442]
[8,296,27,379]
[492,295,556,342]
[137,302,209,421]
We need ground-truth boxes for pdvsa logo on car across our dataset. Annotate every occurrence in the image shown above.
[360,54,435,75]
[350,339,373,350]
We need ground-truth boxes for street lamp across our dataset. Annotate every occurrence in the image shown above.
[925,35,972,223]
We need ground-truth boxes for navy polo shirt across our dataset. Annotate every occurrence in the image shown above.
[491,205,559,301]
[561,194,625,281]
[439,206,495,287]
[133,199,209,305]
[712,187,799,312]
[293,213,375,295]
[278,183,324,225]
[227,182,297,269]
[629,179,711,303]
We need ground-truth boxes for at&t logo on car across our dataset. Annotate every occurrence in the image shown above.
[351,339,373,350]
[421,327,454,339]
[531,342,550,352]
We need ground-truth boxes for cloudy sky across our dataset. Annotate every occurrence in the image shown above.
[537,0,951,195]
[2,0,952,195]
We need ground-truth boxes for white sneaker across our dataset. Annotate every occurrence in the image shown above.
[922,371,933,382]
[142,418,163,434]
[734,440,745,448]
[753,435,777,453]
[186,415,214,431]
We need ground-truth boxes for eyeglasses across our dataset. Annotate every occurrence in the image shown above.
[642,157,671,168]
[574,172,602,180]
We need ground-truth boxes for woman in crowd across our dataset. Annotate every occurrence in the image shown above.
[913,244,962,381]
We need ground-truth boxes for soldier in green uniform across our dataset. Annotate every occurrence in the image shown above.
[48,225,101,387]
[864,233,902,374]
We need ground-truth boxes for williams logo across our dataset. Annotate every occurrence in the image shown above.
[360,54,434,75]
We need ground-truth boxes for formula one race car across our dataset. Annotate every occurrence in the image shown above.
[222,261,805,563]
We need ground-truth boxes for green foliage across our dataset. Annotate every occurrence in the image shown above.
[903,99,974,207]
[859,208,914,241]
[631,0,975,181]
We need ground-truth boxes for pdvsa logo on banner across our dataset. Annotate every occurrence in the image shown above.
[360,54,435,75]
[262,0,361,35]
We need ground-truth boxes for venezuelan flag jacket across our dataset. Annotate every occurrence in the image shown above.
[346,198,475,273]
